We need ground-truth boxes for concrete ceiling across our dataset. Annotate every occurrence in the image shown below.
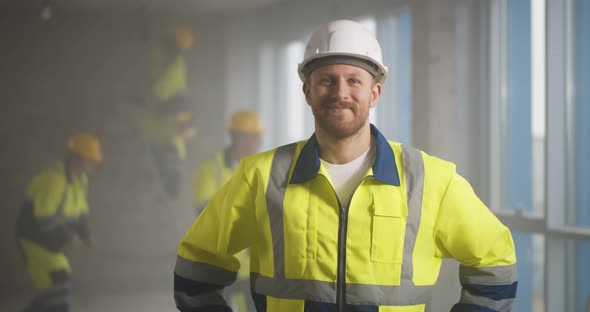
[1,0,284,13]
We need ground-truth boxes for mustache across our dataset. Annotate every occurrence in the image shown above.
[322,101,354,109]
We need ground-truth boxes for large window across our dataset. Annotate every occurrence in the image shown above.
[490,0,590,311]
[375,8,413,144]
[490,0,546,310]
[284,40,308,143]
[567,0,590,310]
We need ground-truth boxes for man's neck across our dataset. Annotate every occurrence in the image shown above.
[66,161,81,181]
[316,123,372,164]
[228,145,242,166]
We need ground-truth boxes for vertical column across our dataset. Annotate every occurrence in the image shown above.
[546,1,568,311]
[411,0,460,311]
[411,0,457,161]
[505,1,533,311]
[574,1,590,310]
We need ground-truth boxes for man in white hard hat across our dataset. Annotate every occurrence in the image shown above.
[173,20,517,312]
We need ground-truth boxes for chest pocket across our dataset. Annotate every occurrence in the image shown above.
[370,190,407,264]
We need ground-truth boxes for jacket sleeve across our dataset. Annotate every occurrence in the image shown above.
[175,160,257,311]
[434,172,518,312]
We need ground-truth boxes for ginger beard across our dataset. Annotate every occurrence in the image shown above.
[305,64,379,140]
[311,99,369,140]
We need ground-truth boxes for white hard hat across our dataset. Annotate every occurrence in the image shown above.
[298,20,388,84]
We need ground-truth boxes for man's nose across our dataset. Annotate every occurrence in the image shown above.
[332,78,350,101]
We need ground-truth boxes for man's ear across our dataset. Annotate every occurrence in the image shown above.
[369,82,382,108]
[303,80,311,105]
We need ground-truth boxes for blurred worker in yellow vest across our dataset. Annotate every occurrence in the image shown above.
[144,26,197,199]
[193,110,263,213]
[192,110,263,311]
[16,133,103,312]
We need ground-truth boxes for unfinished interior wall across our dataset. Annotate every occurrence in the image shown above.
[0,8,228,302]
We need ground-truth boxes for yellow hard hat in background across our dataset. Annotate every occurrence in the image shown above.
[229,111,263,134]
[68,133,103,162]
[172,27,194,50]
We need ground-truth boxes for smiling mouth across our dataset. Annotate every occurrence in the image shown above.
[325,103,351,110]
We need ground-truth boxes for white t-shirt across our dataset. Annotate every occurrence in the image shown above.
[320,143,376,208]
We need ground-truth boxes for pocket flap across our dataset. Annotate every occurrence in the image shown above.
[371,189,406,217]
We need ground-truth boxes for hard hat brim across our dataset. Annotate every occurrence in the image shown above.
[298,53,388,84]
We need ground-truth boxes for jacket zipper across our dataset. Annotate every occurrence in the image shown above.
[333,176,371,312]
[330,140,376,310]
[318,174,347,312]
[336,196,347,312]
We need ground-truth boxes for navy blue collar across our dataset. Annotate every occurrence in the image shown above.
[289,124,400,186]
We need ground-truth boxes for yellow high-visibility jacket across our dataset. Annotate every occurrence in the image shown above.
[175,125,517,312]
[193,149,234,210]
[16,161,90,252]
[153,51,187,102]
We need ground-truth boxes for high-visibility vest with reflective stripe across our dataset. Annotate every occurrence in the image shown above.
[175,125,517,312]
[16,161,90,251]
[192,150,234,208]
[153,51,187,102]
[27,162,89,218]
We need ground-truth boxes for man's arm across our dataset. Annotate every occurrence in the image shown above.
[435,172,518,312]
[175,160,256,311]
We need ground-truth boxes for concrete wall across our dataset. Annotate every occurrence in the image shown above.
[0,8,228,299]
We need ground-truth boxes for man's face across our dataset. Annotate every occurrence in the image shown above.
[79,158,99,175]
[70,154,99,177]
[232,132,262,159]
[303,64,381,139]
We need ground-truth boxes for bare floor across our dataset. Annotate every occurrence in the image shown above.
[1,290,176,312]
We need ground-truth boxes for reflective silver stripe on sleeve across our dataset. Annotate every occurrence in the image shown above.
[460,264,518,285]
[174,256,237,286]
[460,291,515,312]
[400,144,425,286]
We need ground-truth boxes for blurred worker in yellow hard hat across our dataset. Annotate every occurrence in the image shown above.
[193,110,263,213]
[142,100,197,199]
[143,25,197,199]
[153,26,193,108]
[192,110,262,312]
[16,133,103,312]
